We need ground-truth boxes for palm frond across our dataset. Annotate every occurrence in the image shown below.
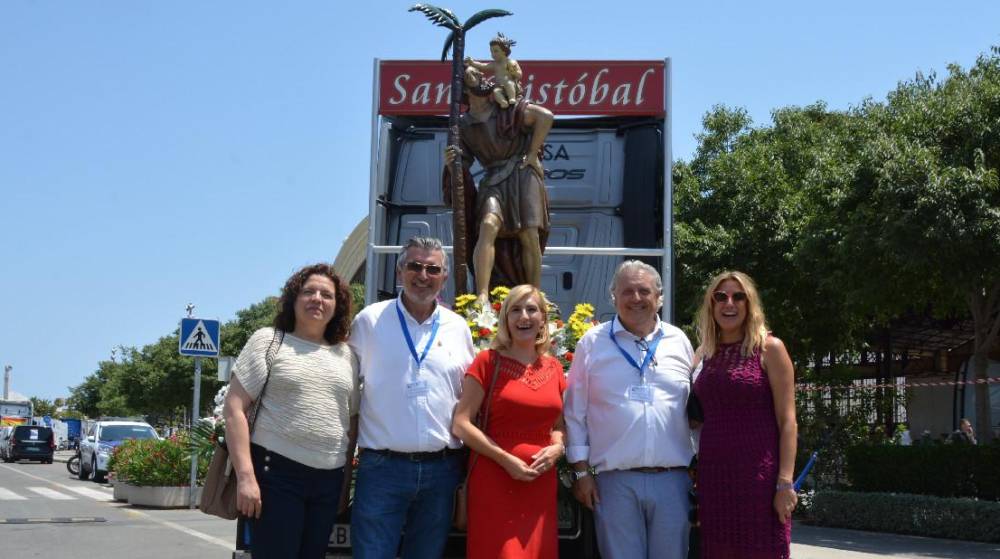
[441,31,456,61]
[463,9,513,32]
[409,4,460,30]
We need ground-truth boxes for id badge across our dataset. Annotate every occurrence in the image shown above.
[406,380,430,398]
[628,384,653,403]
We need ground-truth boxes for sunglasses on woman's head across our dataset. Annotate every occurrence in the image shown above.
[405,261,444,276]
[712,291,747,304]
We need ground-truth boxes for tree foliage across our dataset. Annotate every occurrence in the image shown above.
[675,47,1000,441]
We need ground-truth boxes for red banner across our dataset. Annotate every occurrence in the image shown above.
[379,60,665,117]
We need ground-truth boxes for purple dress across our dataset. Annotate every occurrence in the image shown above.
[693,341,791,559]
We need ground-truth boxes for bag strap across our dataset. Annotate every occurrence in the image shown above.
[246,329,285,435]
[467,350,502,475]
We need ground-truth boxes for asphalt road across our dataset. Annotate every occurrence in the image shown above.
[0,457,237,559]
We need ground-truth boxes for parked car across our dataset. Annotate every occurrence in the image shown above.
[0,426,13,461]
[3,425,55,463]
[79,420,159,482]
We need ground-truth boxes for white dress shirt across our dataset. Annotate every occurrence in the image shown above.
[564,317,696,472]
[350,297,475,452]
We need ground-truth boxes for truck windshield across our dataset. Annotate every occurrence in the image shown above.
[99,426,157,441]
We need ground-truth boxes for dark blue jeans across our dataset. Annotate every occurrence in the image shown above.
[248,444,344,559]
[351,450,463,559]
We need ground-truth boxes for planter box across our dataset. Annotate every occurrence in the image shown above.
[112,482,136,502]
[127,485,202,508]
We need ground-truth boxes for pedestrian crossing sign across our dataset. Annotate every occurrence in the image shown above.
[179,318,221,357]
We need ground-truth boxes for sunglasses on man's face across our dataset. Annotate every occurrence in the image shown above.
[712,291,747,304]
[404,261,444,276]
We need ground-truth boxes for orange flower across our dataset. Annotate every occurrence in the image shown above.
[556,319,564,328]
[565,351,574,362]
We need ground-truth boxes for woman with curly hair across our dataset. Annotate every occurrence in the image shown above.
[223,263,359,558]
[692,271,797,559]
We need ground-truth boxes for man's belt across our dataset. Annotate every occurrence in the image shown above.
[362,447,465,462]
[625,466,688,473]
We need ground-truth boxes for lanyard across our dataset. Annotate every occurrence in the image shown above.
[396,299,441,369]
[609,316,663,382]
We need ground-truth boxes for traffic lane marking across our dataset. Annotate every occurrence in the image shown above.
[0,487,27,500]
[27,486,76,500]
[1,463,233,551]
[123,508,233,550]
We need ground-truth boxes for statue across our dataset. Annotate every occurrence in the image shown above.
[464,33,523,109]
[445,62,554,306]
[409,4,514,296]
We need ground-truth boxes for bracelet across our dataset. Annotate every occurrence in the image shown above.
[775,481,794,491]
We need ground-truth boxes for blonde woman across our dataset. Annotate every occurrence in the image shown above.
[692,271,797,559]
[452,284,567,559]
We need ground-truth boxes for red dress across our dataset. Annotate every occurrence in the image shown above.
[693,341,791,558]
[466,350,566,559]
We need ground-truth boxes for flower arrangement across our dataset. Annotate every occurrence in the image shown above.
[109,432,209,486]
[453,287,599,367]
[188,385,228,462]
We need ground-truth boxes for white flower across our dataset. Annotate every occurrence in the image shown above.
[472,308,498,329]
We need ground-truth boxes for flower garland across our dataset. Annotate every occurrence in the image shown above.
[453,287,599,368]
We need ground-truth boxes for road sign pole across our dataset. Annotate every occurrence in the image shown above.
[190,356,201,509]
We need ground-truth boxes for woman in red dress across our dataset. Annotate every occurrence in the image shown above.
[452,284,567,559]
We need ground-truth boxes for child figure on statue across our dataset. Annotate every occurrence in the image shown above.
[465,33,522,108]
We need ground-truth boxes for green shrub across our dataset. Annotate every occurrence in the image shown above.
[846,444,1000,500]
[808,490,1000,543]
[109,432,208,486]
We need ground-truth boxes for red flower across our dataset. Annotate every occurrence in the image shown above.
[492,302,502,311]
[478,327,492,337]
[555,319,564,328]
[565,352,574,362]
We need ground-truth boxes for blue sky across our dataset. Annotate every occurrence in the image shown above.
[2,1,998,402]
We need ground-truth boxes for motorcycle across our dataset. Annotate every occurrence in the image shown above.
[66,449,81,477]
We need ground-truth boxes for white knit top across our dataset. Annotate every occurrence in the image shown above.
[233,327,360,469]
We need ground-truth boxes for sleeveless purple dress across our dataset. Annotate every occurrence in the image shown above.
[693,341,791,559]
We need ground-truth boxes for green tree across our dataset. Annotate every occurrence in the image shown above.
[29,397,56,417]
[836,51,1000,442]
[675,103,865,364]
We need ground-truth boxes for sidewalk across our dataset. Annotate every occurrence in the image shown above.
[792,522,1000,559]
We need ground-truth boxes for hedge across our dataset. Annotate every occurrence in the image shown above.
[808,490,1000,543]
[846,444,1000,500]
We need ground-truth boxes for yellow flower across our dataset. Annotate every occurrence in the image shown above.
[573,303,595,317]
[454,294,478,310]
[490,286,510,302]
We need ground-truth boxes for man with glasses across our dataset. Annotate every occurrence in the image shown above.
[349,237,476,559]
[564,260,696,559]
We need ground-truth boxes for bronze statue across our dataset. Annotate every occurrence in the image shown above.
[464,33,523,109]
[409,4,514,296]
[445,62,554,306]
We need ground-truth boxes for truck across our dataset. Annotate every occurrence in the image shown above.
[0,399,33,427]
[237,58,674,559]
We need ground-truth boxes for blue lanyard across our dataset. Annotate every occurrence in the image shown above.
[609,316,663,382]
[396,299,440,369]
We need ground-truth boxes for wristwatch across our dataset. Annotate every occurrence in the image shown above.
[573,470,592,481]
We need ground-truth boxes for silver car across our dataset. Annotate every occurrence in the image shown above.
[79,421,159,482]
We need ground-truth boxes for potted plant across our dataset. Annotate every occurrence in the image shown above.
[110,432,209,508]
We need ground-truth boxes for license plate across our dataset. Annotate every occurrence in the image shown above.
[328,523,350,548]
